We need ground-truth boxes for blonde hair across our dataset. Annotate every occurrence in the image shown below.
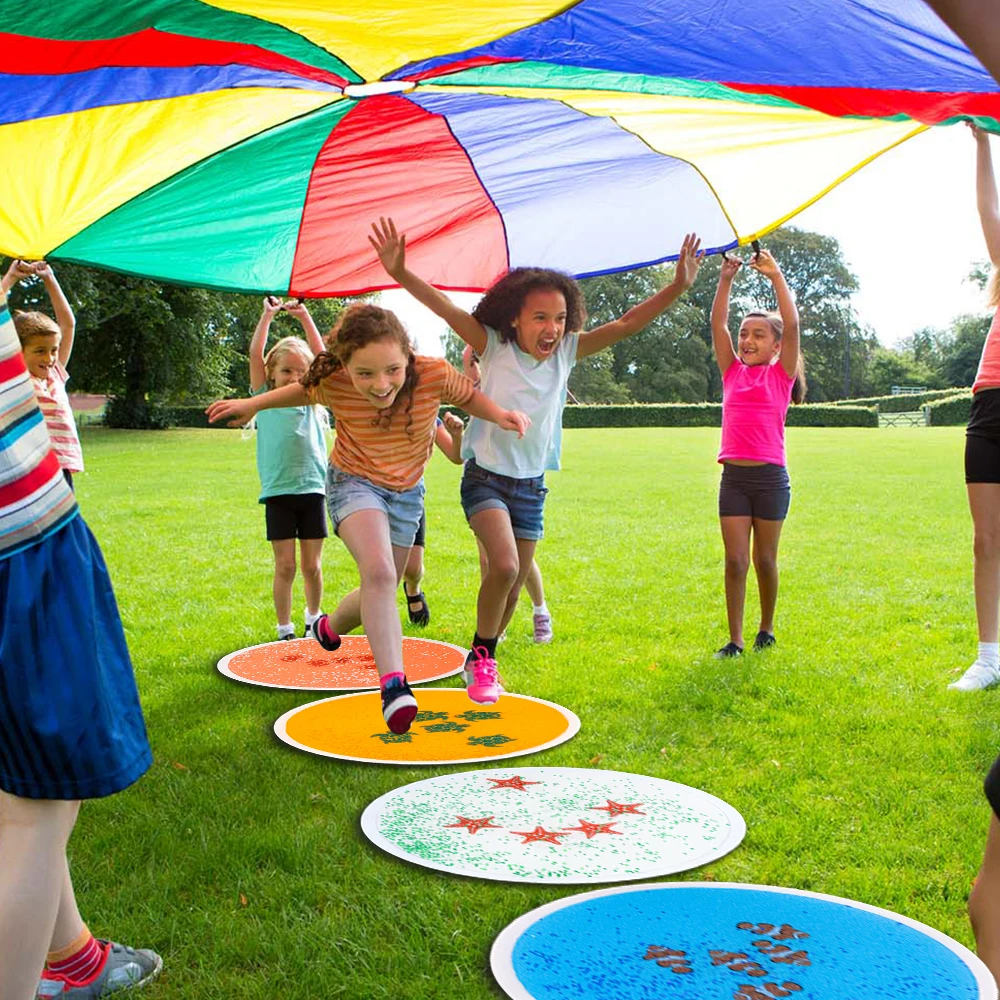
[988,267,1000,309]
[13,310,60,345]
[263,336,315,389]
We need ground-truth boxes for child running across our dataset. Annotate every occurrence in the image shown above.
[952,122,1000,691]
[710,247,804,658]
[248,296,328,641]
[2,259,82,488]
[371,217,702,700]
[401,412,466,626]
[208,303,528,734]
[0,292,158,999]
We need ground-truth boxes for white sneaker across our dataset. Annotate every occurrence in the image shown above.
[949,660,1000,691]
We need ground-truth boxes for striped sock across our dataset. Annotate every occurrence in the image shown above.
[46,928,107,983]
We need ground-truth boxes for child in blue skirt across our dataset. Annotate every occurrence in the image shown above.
[0,295,157,997]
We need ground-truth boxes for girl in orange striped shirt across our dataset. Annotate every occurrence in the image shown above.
[208,304,528,734]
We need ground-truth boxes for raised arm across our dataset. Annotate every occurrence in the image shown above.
[577,233,702,359]
[751,249,800,379]
[369,217,488,354]
[434,411,466,464]
[284,299,326,357]
[973,124,1000,266]
[0,258,32,298]
[460,388,530,438]
[206,381,310,427]
[711,255,740,375]
[249,297,282,390]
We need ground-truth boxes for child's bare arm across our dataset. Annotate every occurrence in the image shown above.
[1,259,32,297]
[460,388,529,437]
[31,263,76,365]
[284,299,325,357]
[711,256,740,375]
[750,250,800,379]
[578,233,702,358]
[206,382,310,427]
[369,217,488,354]
[434,412,465,464]
[249,297,282,391]
[973,124,1000,266]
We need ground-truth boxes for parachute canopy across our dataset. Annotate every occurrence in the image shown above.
[3,1,998,295]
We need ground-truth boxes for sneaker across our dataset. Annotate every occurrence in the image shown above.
[465,646,501,704]
[381,677,418,734]
[303,623,314,640]
[949,660,1000,691]
[533,613,553,644]
[312,614,342,652]
[713,641,743,659]
[279,633,294,641]
[753,630,776,651]
[37,941,162,998]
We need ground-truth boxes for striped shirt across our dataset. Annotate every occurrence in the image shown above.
[31,361,84,473]
[307,356,476,490]
[0,302,78,560]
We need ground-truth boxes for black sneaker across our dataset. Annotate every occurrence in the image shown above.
[713,641,744,659]
[312,614,342,651]
[753,630,776,651]
[381,677,418,734]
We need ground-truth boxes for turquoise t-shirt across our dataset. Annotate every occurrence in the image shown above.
[460,325,578,478]
[252,386,327,501]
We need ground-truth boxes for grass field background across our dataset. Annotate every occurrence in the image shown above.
[69,425,996,998]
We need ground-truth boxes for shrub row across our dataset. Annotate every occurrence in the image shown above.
[108,402,880,430]
[924,392,972,426]
[830,388,969,412]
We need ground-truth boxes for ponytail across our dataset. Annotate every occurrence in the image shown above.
[791,352,807,404]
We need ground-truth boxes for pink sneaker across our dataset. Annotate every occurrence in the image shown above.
[465,646,500,704]
[533,612,553,644]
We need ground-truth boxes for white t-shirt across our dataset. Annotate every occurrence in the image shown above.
[461,325,578,478]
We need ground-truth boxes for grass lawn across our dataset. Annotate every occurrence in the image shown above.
[67,424,996,998]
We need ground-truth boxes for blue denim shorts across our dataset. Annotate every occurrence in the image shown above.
[460,459,548,541]
[326,465,425,549]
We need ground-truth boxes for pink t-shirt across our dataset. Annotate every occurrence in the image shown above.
[973,306,1000,394]
[30,361,84,473]
[718,359,795,467]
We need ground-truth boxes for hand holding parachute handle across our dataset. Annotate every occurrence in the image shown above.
[0,1,997,296]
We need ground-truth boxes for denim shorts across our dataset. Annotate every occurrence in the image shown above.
[460,459,548,541]
[325,465,425,549]
[718,462,791,520]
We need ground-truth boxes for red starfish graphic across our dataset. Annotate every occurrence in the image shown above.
[444,815,502,835]
[510,826,570,845]
[562,819,623,838]
[487,775,541,791]
[592,799,646,817]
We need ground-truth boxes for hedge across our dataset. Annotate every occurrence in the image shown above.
[830,388,969,412]
[924,392,972,426]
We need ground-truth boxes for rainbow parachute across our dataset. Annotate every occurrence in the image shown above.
[2,1,998,295]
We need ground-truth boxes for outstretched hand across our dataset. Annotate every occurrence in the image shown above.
[369,217,406,279]
[748,248,782,280]
[674,233,704,289]
[499,409,531,438]
[205,398,255,427]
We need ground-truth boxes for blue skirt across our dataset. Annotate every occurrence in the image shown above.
[0,515,152,799]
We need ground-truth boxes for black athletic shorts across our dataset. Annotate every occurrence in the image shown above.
[966,389,1000,484]
[263,493,328,541]
[718,463,791,520]
[413,509,427,548]
[986,752,1000,821]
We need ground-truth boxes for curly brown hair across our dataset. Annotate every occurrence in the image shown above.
[742,310,807,404]
[472,268,586,344]
[301,303,419,435]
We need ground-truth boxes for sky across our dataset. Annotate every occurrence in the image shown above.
[382,123,994,356]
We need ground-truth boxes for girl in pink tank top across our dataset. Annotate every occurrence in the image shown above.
[710,248,804,660]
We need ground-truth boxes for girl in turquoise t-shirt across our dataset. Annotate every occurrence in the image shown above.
[248,297,329,641]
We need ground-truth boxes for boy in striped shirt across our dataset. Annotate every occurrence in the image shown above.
[3,259,83,488]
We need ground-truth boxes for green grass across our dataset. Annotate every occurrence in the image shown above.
[67,425,995,998]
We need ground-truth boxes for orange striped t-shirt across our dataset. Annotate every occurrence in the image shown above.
[973,306,1000,394]
[307,355,476,491]
[31,361,84,473]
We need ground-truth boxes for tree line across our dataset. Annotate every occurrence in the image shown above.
[5,224,992,427]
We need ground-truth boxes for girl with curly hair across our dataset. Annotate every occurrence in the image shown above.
[208,303,528,735]
[371,217,702,703]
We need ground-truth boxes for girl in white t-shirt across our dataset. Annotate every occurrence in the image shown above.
[371,217,702,702]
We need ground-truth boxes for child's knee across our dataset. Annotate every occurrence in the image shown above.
[489,553,519,588]
[725,554,750,576]
[274,554,297,580]
[974,528,1000,562]
[753,552,778,576]
[0,794,79,840]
